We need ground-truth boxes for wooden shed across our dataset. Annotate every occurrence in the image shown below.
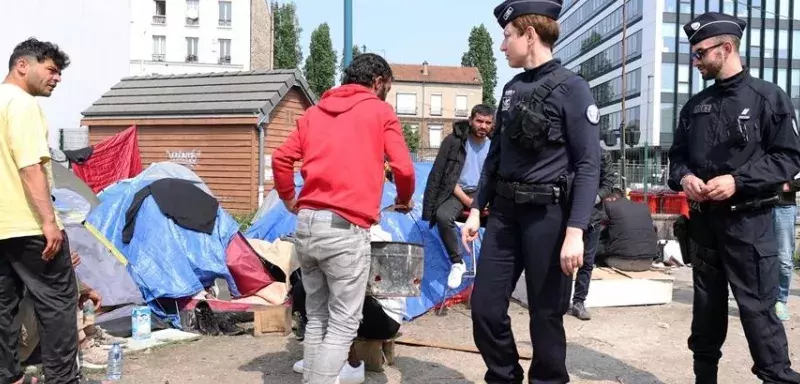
[81,69,316,214]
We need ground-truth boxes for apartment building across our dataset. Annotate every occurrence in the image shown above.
[386,62,483,152]
[130,0,273,76]
[555,0,800,159]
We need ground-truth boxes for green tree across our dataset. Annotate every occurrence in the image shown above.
[402,123,420,153]
[339,44,365,79]
[272,1,303,69]
[461,24,497,107]
[304,23,337,97]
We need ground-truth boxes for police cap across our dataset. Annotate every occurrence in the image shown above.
[683,12,746,46]
[494,0,563,29]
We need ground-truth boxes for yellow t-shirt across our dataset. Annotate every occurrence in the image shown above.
[0,83,61,241]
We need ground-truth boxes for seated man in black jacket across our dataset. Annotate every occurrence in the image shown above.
[597,188,659,272]
[422,104,494,289]
[570,150,617,321]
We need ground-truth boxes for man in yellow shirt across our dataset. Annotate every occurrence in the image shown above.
[0,38,79,384]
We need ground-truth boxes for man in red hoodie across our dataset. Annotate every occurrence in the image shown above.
[272,53,415,384]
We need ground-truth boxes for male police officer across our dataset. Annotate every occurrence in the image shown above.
[668,12,800,384]
[461,1,600,382]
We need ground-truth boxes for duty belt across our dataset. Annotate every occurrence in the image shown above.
[689,195,780,214]
[496,180,559,205]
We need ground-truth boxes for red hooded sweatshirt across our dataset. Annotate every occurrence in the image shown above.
[271,84,415,228]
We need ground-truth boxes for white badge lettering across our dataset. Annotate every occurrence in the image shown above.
[586,104,599,125]
[503,6,514,21]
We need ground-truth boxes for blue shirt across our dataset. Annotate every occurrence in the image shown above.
[458,137,491,190]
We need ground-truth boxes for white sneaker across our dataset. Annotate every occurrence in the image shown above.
[447,262,467,289]
[292,359,363,384]
[339,361,365,384]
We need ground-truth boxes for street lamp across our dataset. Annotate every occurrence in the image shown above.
[344,0,353,67]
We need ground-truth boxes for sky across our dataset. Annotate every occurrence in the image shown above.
[289,0,515,103]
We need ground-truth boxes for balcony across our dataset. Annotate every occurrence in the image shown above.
[186,17,199,26]
[186,54,198,63]
[152,54,166,62]
[218,56,231,64]
[219,19,232,27]
[152,15,166,25]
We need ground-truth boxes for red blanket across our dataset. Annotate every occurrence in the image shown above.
[73,126,143,193]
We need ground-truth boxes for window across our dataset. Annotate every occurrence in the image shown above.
[219,39,231,63]
[186,0,199,25]
[153,0,166,24]
[662,22,676,53]
[455,95,468,117]
[662,63,675,93]
[795,0,800,20]
[678,64,690,94]
[750,28,762,58]
[779,30,789,59]
[679,0,691,14]
[792,69,800,97]
[219,1,232,27]
[780,0,790,18]
[660,103,675,136]
[558,0,617,42]
[723,0,735,15]
[739,0,750,16]
[740,28,749,56]
[430,94,442,116]
[764,67,775,83]
[152,35,166,61]
[665,0,677,12]
[764,28,775,58]
[708,0,720,12]
[554,0,642,64]
[186,37,198,62]
[428,125,443,148]
[590,68,642,107]
[396,93,417,115]
[575,30,643,82]
[599,106,641,142]
[778,69,788,93]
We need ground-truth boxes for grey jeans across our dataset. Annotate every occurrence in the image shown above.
[295,209,371,384]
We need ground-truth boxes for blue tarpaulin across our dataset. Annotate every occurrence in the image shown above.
[86,163,241,326]
[245,162,484,320]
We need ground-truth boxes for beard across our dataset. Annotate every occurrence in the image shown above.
[377,84,389,101]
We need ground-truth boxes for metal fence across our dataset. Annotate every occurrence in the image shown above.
[58,128,89,150]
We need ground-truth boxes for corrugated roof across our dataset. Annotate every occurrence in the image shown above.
[390,64,482,85]
[82,68,316,119]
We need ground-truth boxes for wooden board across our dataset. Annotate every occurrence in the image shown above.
[252,305,291,336]
[396,336,532,360]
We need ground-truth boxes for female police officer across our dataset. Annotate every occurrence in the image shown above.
[461,1,601,382]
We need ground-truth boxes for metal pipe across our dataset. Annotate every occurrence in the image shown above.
[256,114,269,207]
[343,0,353,67]
[619,0,628,191]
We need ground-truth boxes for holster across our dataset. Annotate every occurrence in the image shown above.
[689,238,723,277]
[496,181,558,205]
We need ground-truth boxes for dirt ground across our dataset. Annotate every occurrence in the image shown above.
[85,268,800,384]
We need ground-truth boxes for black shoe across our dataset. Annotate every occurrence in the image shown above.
[293,312,306,341]
[570,302,591,321]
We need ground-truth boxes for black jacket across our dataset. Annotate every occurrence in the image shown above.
[590,150,618,228]
[668,69,800,203]
[422,120,471,225]
[602,198,658,259]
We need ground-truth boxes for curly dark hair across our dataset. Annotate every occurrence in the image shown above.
[342,53,393,88]
[8,38,70,71]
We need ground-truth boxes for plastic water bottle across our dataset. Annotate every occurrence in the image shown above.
[106,342,123,381]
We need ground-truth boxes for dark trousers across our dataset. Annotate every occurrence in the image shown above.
[0,235,79,384]
[687,209,800,384]
[435,192,474,264]
[291,275,400,340]
[572,225,601,304]
[471,196,571,384]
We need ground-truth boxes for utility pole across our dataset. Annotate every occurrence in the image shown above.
[644,74,653,202]
[343,0,353,67]
[619,0,628,191]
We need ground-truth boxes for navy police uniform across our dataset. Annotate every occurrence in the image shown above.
[470,1,601,383]
[668,12,800,384]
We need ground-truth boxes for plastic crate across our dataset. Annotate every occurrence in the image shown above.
[629,191,659,214]
[661,192,690,216]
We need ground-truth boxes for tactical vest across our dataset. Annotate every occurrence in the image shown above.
[506,67,575,152]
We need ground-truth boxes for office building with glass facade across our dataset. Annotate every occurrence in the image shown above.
[555,0,800,159]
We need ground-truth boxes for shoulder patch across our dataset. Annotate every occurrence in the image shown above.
[586,104,600,125]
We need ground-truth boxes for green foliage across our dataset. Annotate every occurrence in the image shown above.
[340,44,364,78]
[272,1,303,69]
[232,211,256,232]
[461,24,497,107]
[402,123,420,153]
[304,23,338,97]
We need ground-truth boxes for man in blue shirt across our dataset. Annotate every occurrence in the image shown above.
[422,104,494,289]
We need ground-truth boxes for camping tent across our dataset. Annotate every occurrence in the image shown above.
[245,162,485,320]
[85,162,250,326]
